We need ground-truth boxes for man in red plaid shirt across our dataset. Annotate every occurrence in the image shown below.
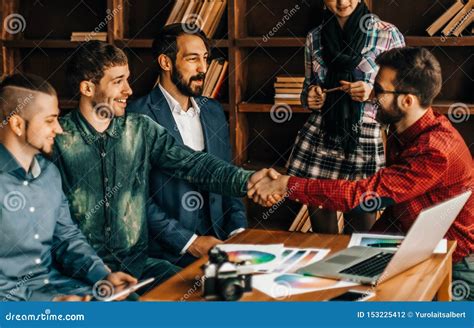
[248,47,473,300]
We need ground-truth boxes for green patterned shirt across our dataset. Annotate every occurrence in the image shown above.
[52,110,252,277]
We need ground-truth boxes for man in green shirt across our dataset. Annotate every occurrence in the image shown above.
[53,41,276,288]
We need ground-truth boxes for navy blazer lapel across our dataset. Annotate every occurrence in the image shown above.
[149,87,184,144]
[196,97,214,154]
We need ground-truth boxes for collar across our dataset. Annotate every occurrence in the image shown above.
[158,84,201,117]
[0,143,42,178]
[72,109,124,144]
[395,107,436,145]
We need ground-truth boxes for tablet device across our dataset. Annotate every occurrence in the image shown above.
[100,278,155,302]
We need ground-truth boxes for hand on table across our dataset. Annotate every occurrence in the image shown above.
[188,236,223,258]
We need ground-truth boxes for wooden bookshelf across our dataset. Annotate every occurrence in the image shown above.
[0,0,230,103]
[228,0,474,166]
[1,0,473,170]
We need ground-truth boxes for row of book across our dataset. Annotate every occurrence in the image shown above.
[70,32,107,42]
[426,0,474,36]
[274,76,304,105]
[166,0,227,38]
[202,58,228,98]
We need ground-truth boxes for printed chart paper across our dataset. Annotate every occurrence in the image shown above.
[253,273,359,299]
[216,244,284,272]
[274,248,330,273]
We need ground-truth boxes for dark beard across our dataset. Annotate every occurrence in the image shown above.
[171,66,205,97]
[376,97,404,125]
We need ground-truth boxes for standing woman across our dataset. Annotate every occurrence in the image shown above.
[287,0,405,233]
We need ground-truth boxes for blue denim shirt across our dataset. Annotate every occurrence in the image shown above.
[0,144,109,301]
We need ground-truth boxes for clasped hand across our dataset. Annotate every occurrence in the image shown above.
[246,169,290,207]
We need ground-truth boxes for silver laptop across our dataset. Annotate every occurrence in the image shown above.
[297,191,472,285]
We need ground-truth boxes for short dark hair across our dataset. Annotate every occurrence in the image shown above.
[152,23,210,72]
[375,47,442,107]
[66,41,128,93]
[0,73,56,122]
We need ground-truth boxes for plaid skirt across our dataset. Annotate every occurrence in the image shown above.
[287,112,385,180]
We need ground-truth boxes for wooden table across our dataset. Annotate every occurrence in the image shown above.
[141,229,456,301]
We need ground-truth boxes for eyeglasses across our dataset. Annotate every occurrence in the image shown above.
[373,84,415,98]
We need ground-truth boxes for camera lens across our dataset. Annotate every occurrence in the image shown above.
[219,279,244,301]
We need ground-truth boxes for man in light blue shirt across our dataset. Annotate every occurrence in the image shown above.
[0,74,136,301]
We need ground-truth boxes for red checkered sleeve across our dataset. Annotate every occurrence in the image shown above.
[287,146,449,213]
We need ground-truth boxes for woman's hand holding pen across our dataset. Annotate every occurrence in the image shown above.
[307,85,326,110]
[307,80,372,109]
[339,80,373,102]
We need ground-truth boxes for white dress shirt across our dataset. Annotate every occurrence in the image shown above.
[158,84,245,255]
[158,84,205,151]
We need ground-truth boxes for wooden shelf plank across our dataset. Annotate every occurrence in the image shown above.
[114,39,152,48]
[1,38,230,49]
[3,36,472,49]
[432,101,474,115]
[405,36,474,47]
[115,38,229,48]
[236,37,305,47]
[238,102,474,115]
[238,103,310,113]
[1,39,87,48]
[234,36,474,48]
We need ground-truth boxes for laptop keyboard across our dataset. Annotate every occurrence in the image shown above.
[339,252,394,278]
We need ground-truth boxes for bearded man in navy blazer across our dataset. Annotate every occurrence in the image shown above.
[127,24,247,267]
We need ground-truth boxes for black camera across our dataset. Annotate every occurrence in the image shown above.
[201,247,252,301]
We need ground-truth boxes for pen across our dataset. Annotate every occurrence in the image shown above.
[323,86,343,93]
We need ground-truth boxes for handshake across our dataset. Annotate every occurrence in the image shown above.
[246,169,291,207]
